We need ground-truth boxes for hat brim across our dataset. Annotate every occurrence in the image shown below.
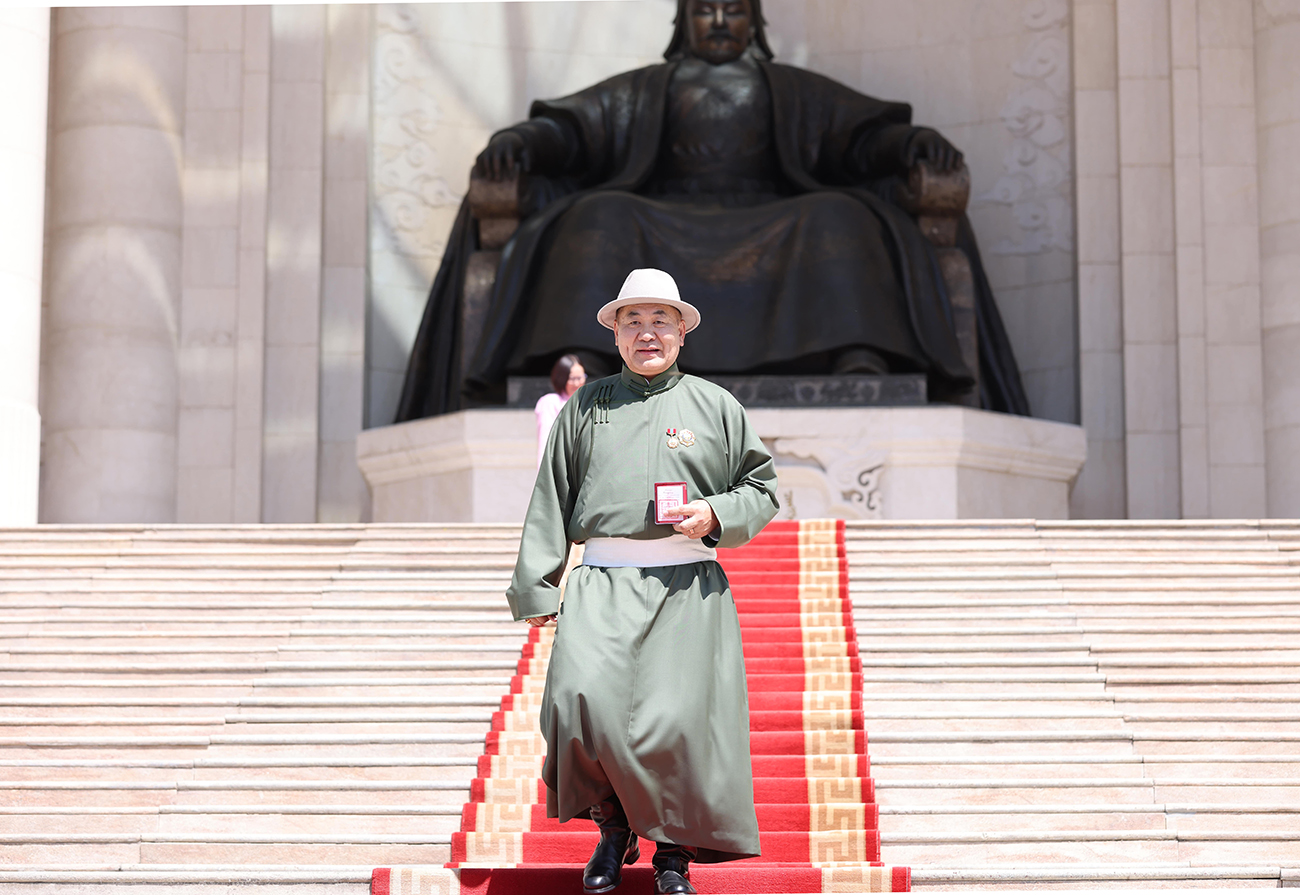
[597,296,701,333]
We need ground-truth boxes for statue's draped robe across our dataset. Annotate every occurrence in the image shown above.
[396,56,1031,420]
[506,365,779,862]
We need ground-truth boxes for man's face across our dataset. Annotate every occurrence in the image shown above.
[686,0,752,65]
[615,303,686,377]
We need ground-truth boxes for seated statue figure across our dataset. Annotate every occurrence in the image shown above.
[395,0,1030,420]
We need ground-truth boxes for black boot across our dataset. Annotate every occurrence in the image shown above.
[582,796,639,894]
[652,842,697,895]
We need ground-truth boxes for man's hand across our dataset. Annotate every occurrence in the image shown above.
[904,129,964,173]
[525,614,556,627]
[475,132,532,180]
[668,499,720,540]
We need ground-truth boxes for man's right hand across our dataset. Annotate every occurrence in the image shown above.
[475,132,531,180]
[525,614,556,627]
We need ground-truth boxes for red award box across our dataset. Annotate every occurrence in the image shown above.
[655,482,688,525]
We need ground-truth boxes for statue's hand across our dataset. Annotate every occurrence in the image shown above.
[905,129,964,174]
[475,132,532,180]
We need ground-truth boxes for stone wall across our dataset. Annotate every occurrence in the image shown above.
[1071,0,1271,519]
[40,5,371,523]
[763,0,1077,428]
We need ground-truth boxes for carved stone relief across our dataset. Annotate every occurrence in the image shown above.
[981,0,1073,255]
[368,5,468,427]
[769,438,886,521]
[372,5,461,272]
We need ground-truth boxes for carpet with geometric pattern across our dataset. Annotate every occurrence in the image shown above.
[373,519,910,893]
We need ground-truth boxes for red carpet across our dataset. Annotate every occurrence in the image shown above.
[374,519,910,893]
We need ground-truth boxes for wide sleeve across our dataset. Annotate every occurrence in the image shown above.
[763,61,913,190]
[529,64,662,188]
[703,399,780,549]
[507,396,582,620]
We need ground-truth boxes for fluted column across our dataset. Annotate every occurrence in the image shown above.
[0,10,50,525]
[1257,2,1300,516]
[42,9,185,522]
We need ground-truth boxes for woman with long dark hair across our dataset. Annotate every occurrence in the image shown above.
[535,354,586,465]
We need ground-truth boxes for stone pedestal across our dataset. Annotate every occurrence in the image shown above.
[357,406,1087,523]
[357,410,537,523]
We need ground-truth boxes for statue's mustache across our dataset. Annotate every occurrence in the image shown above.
[704,28,741,43]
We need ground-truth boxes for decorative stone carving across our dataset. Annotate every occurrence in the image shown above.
[372,6,461,270]
[981,0,1072,255]
[769,438,888,521]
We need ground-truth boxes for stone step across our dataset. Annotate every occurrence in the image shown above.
[0,696,505,708]
[907,862,1291,886]
[852,594,1300,607]
[0,659,519,674]
[0,834,452,866]
[0,804,463,833]
[0,866,370,895]
[0,767,475,784]
[881,829,1300,864]
[0,647,524,661]
[884,811,1169,833]
[0,557,519,570]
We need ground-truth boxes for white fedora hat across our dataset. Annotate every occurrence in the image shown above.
[597,268,701,333]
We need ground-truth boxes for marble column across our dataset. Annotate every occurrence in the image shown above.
[1116,0,1181,518]
[262,4,324,522]
[1257,2,1300,516]
[1071,0,1127,518]
[0,10,50,525]
[42,9,185,522]
[319,4,370,523]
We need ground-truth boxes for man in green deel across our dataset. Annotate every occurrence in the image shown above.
[506,268,780,895]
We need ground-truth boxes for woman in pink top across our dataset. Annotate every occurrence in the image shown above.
[536,354,587,465]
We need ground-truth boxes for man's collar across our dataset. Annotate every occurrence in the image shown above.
[620,363,684,396]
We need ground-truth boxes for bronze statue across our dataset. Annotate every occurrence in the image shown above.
[396,0,1030,420]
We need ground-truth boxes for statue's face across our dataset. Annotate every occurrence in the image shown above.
[685,0,752,65]
[614,303,686,378]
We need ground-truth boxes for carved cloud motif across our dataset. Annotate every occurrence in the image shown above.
[981,0,1073,255]
[772,438,886,521]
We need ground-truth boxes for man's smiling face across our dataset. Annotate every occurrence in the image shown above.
[614,304,686,378]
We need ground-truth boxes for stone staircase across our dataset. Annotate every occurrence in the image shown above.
[0,521,1298,892]
[848,521,1300,889]
[0,525,523,892]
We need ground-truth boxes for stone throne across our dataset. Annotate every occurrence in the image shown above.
[458,160,982,407]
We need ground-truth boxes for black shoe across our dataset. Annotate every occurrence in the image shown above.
[652,842,697,895]
[583,797,639,894]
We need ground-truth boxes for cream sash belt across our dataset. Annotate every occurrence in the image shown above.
[581,535,717,568]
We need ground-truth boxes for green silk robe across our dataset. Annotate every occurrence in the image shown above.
[506,364,780,863]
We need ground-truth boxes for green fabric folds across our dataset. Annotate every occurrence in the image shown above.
[505,365,779,861]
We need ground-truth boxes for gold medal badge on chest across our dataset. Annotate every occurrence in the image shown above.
[666,427,679,449]
[666,426,694,449]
